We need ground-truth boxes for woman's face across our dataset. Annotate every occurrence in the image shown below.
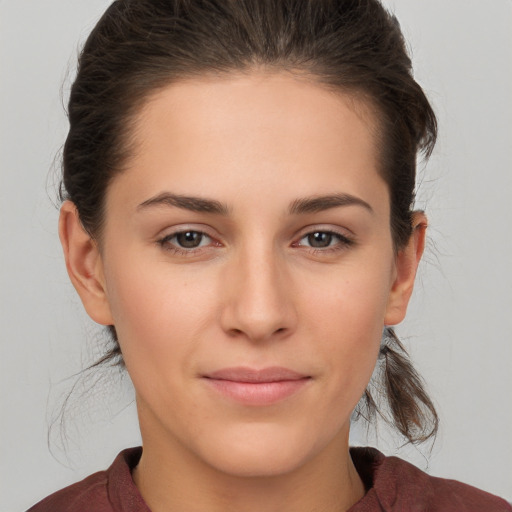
[65,72,421,477]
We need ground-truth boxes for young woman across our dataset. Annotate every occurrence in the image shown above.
[28,0,511,510]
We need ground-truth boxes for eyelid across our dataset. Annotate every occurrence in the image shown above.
[156,223,218,240]
[293,224,355,241]
[291,225,356,252]
[163,231,211,246]
[156,224,222,254]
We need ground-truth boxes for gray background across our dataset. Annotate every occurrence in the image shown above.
[1,1,511,510]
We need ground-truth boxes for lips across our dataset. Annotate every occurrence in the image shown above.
[206,366,308,383]
[202,366,311,405]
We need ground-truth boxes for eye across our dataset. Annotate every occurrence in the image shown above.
[295,230,354,250]
[159,230,212,251]
[303,232,336,248]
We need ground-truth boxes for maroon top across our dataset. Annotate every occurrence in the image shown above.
[28,446,511,511]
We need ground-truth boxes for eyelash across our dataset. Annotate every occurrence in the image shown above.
[294,230,355,253]
[157,230,217,256]
[157,228,355,256]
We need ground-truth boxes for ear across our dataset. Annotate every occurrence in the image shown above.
[384,212,427,326]
[59,201,114,326]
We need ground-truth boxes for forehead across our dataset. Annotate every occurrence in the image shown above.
[114,71,386,212]
[135,71,380,154]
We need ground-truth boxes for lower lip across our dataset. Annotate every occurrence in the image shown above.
[203,378,310,406]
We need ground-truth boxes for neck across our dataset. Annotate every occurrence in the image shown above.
[133,420,365,512]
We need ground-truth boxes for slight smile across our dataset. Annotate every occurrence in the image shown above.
[202,367,312,406]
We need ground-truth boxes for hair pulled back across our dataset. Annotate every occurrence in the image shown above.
[62,0,438,444]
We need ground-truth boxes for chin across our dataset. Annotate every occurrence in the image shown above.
[194,422,338,478]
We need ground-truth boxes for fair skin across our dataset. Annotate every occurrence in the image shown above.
[59,72,426,512]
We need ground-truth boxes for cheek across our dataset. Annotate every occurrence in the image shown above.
[303,257,392,338]
[301,262,391,401]
[102,255,217,386]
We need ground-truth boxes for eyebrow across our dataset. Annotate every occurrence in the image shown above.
[137,193,229,215]
[137,191,373,216]
[289,193,373,215]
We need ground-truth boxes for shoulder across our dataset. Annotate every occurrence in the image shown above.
[27,470,109,512]
[350,446,512,512]
[27,447,148,512]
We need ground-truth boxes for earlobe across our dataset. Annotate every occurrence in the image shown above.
[384,212,427,326]
[59,201,114,326]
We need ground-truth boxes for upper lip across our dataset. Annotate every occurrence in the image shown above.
[204,366,309,383]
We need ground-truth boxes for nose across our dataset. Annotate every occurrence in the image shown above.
[219,245,297,343]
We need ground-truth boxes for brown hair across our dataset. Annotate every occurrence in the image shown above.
[62,0,438,444]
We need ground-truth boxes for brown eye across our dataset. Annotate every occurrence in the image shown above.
[307,232,334,248]
[296,230,354,251]
[175,231,205,248]
[159,230,212,251]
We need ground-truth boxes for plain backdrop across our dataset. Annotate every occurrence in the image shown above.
[1,1,511,510]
